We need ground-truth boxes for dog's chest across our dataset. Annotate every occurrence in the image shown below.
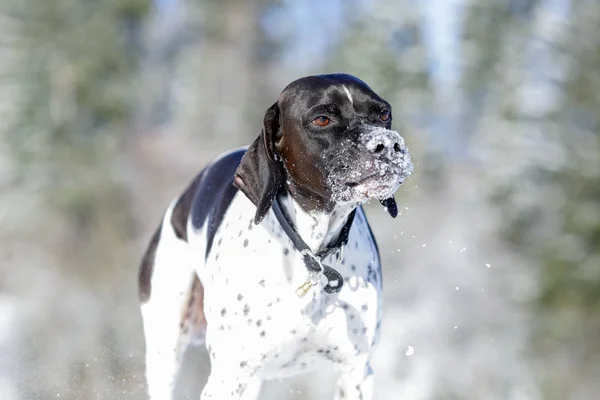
[195,196,382,377]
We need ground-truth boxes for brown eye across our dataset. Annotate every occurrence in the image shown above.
[379,110,390,122]
[312,116,330,127]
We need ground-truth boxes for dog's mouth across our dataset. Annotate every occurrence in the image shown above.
[348,168,402,193]
[345,173,378,188]
[344,168,400,187]
[330,164,410,204]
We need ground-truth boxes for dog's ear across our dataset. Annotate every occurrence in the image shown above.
[234,102,285,225]
[379,196,398,218]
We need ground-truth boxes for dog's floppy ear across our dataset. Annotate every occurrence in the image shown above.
[234,102,285,225]
[379,196,398,218]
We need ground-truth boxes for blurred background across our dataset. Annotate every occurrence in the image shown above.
[0,0,598,399]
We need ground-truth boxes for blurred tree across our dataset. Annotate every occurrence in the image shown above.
[145,0,284,149]
[1,0,150,277]
[462,0,600,398]
[0,1,151,399]
[325,0,431,133]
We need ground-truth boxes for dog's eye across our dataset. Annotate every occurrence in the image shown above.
[312,116,330,127]
[379,110,391,122]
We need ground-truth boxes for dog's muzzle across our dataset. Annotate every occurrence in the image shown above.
[327,127,413,203]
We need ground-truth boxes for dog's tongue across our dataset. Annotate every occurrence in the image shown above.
[380,196,398,218]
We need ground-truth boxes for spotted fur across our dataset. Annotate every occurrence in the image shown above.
[139,152,383,400]
[138,73,412,400]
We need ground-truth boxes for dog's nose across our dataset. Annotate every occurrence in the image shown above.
[369,140,403,155]
[362,128,405,158]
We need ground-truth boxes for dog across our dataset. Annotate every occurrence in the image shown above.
[138,73,413,400]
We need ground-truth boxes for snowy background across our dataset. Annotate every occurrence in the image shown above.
[0,0,599,399]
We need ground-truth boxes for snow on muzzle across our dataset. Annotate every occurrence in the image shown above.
[360,127,414,181]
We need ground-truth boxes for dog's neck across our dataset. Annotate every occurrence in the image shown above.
[277,193,356,254]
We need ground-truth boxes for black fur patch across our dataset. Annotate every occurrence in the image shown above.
[171,169,205,242]
[138,221,163,303]
[190,149,246,260]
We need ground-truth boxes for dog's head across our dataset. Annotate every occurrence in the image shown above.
[234,73,413,224]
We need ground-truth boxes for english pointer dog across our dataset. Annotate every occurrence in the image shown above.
[138,73,413,400]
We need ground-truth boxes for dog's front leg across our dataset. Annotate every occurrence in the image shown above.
[200,367,262,400]
[334,362,374,400]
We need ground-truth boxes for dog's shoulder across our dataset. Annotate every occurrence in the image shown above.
[138,148,247,304]
[171,147,247,257]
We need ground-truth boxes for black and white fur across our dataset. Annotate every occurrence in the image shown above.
[138,74,413,400]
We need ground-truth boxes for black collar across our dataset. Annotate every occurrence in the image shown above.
[271,194,356,294]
